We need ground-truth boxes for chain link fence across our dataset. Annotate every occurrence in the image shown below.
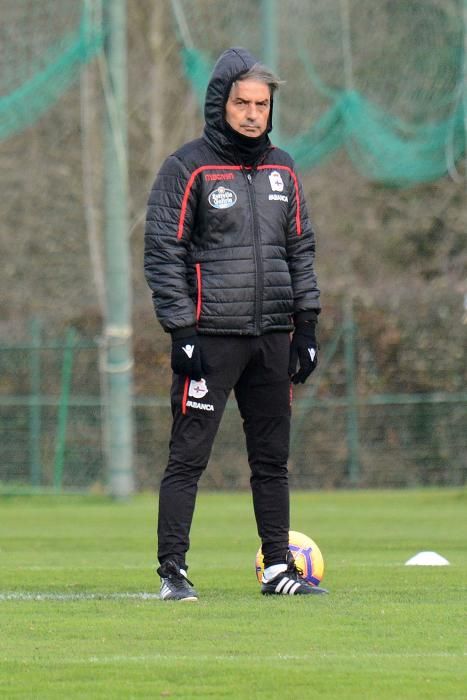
[1,315,465,492]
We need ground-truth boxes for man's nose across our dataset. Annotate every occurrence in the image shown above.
[246,103,257,120]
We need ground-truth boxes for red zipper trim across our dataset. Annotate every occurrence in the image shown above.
[181,376,190,415]
[195,263,202,321]
[177,165,242,239]
[257,164,302,235]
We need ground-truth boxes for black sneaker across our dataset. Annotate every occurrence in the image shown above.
[261,553,329,596]
[157,559,198,601]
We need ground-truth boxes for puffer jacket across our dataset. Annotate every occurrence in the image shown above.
[144,47,320,336]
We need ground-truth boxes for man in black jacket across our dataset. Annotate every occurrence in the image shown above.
[145,47,325,600]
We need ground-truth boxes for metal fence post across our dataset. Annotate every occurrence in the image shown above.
[103,0,134,498]
[290,324,344,450]
[262,0,281,145]
[344,299,360,483]
[53,328,77,491]
[29,317,42,487]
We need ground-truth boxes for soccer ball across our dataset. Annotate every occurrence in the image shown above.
[255,530,325,586]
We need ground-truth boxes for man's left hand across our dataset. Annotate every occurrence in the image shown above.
[288,320,318,384]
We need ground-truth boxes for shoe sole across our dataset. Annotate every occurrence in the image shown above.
[261,587,329,596]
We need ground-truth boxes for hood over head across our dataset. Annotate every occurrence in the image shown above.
[203,47,273,162]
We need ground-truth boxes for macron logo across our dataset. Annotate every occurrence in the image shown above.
[182,344,194,359]
[308,348,316,362]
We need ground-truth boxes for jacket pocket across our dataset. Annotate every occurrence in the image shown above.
[195,263,202,321]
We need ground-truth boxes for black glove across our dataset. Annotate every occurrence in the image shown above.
[170,327,205,380]
[288,316,318,384]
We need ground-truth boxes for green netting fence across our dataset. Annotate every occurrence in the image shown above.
[175,0,466,185]
[0,0,106,142]
[1,0,466,184]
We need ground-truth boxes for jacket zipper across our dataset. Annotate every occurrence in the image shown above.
[244,169,263,334]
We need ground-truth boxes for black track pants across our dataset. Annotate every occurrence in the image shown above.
[157,333,291,570]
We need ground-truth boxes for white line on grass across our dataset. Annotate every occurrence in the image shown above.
[5,652,464,665]
[10,565,148,571]
[84,652,465,663]
[0,592,160,602]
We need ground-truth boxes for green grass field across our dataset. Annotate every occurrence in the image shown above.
[1,489,466,699]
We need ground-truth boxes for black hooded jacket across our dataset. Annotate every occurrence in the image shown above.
[144,47,320,335]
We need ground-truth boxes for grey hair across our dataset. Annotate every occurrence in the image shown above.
[236,62,284,95]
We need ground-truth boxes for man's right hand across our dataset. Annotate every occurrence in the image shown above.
[170,327,205,380]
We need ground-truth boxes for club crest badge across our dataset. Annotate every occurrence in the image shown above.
[188,378,208,399]
[208,186,237,209]
[268,171,284,192]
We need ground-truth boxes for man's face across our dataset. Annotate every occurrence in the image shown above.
[225,79,271,138]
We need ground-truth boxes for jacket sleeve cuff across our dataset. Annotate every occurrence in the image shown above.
[294,311,319,326]
[170,326,197,340]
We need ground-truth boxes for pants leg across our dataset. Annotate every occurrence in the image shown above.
[157,337,250,568]
[234,333,291,568]
[157,376,224,568]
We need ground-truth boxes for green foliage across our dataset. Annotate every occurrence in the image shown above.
[1,491,466,698]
